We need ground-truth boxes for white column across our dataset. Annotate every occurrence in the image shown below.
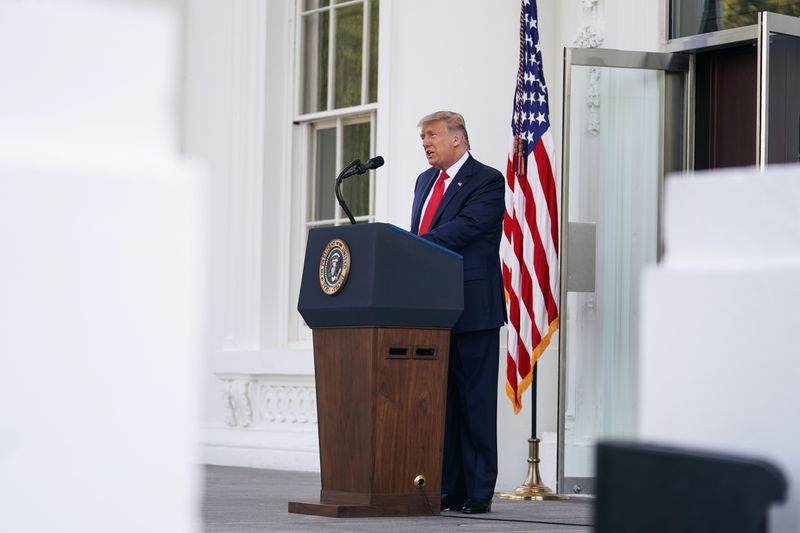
[222,0,268,351]
[184,0,318,471]
[640,165,800,532]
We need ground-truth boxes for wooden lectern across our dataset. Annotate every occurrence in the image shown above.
[289,223,463,518]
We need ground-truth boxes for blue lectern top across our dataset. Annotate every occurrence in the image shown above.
[297,223,464,328]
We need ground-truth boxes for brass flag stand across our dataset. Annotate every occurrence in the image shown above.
[500,364,567,501]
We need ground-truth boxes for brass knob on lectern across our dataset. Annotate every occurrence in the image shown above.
[414,475,427,489]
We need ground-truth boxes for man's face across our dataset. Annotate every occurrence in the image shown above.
[420,120,460,170]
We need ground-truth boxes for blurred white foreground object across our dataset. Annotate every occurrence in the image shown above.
[639,164,800,532]
[0,2,204,532]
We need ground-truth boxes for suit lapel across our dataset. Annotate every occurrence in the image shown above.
[412,168,439,233]
[429,154,475,230]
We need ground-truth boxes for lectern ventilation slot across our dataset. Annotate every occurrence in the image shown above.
[414,346,436,360]
[387,346,409,359]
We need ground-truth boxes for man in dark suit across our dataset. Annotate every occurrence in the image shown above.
[410,111,505,514]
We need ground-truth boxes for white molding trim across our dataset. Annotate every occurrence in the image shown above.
[585,67,601,135]
[212,348,316,430]
[205,370,320,472]
[219,378,317,428]
[202,425,320,472]
[259,383,317,424]
[223,379,254,427]
[222,0,267,351]
[574,0,604,136]
[273,0,296,349]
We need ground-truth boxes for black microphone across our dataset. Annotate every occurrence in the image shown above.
[360,155,384,172]
[335,155,385,225]
[341,155,384,179]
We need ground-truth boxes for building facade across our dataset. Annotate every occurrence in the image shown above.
[183,0,800,493]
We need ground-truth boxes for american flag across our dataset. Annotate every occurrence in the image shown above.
[501,0,559,414]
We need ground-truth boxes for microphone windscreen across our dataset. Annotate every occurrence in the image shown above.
[365,156,384,170]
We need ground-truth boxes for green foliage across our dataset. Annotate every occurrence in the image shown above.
[722,0,800,27]
[369,0,379,103]
[308,1,380,111]
[342,122,371,216]
[316,11,329,112]
[334,5,364,108]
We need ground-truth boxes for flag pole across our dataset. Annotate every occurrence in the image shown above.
[531,359,537,437]
[499,362,566,501]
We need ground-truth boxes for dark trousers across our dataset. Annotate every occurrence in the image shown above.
[441,327,500,501]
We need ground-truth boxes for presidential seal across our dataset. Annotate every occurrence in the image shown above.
[319,238,351,295]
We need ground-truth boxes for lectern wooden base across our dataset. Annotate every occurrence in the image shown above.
[288,493,439,518]
[288,327,449,518]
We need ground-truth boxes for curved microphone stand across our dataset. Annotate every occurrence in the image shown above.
[335,159,361,225]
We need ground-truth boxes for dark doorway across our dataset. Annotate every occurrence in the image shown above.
[695,44,758,170]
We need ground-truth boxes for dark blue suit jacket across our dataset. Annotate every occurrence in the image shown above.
[411,154,506,333]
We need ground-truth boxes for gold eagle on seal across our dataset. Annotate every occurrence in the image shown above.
[319,238,351,295]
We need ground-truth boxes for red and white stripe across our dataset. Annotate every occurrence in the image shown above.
[501,129,559,414]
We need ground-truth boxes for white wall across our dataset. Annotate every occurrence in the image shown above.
[183,0,237,432]
[377,0,519,226]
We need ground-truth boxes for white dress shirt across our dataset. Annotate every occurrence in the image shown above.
[420,150,470,219]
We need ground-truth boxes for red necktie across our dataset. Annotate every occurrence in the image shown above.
[418,171,448,235]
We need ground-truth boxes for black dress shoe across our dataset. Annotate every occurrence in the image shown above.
[461,497,492,514]
[440,493,465,511]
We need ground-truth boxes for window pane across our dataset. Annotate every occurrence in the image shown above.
[767,33,800,164]
[303,12,329,113]
[303,0,330,10]
[314,127,336,221]
[671,0,800,39]
[334,5,363,108]
[563,66,663,479]
[368,0,379,103]
[341,122,371,217]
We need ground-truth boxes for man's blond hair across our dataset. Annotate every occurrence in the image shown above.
[418,110,471,151]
